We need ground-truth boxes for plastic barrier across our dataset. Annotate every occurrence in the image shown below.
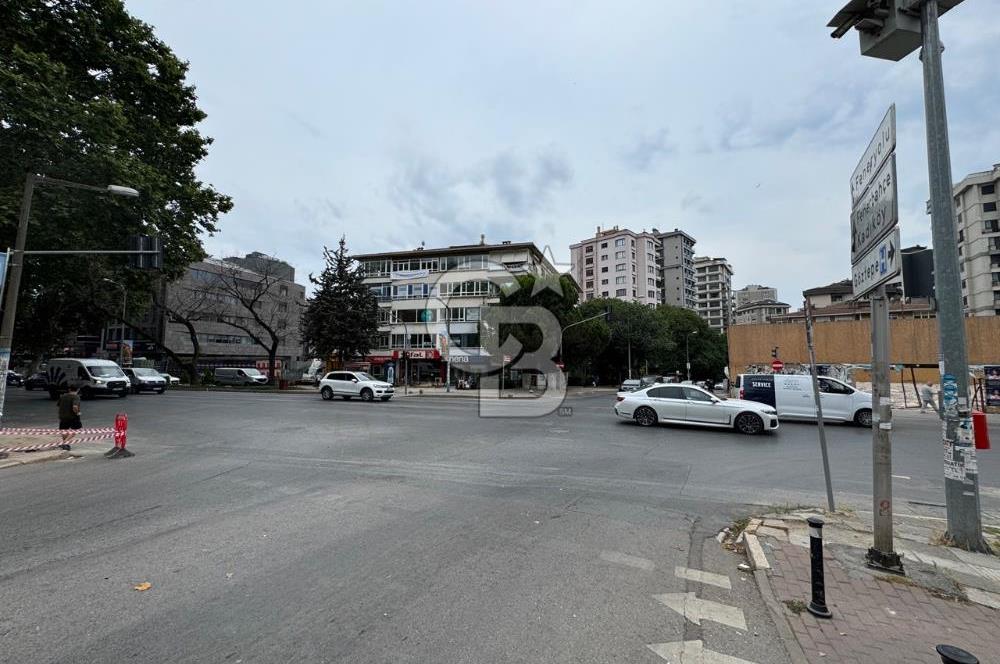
[972,410,990,450]
[0,413,130,457]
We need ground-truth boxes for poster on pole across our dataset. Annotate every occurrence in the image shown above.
[986,365,1000,407]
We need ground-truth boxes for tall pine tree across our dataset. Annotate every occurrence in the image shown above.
[302,237,379,364]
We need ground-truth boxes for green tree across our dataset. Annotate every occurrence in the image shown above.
[0,0,232,357]
[301,238,379,364]
[496,273,579,356]
[652,306,729,380]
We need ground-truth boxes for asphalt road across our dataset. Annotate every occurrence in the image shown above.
[1,388,997,664]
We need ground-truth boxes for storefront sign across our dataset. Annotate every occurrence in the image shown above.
[392,349,440,360]
[391,269,430,281]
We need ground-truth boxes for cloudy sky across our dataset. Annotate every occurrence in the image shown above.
[126,0,999,303]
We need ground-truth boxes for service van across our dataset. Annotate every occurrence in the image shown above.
[214,367,269,386]
[732,373,872,426]
[45,358,130,399]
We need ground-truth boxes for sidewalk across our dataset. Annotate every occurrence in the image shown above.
[741,510,1000,663]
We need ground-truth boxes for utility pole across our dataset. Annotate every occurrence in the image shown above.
[919,0,987,551]
[804,299,835,513]
[828,0,985,555]
[868,285,902,572]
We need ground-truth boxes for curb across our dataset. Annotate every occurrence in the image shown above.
[0,449,69,469]
[752,568,810,664]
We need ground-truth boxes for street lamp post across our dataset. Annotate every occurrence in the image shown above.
[686,330,698,381]
[0,174,138,423]
[103,278,127,364]
[558,310,611,387]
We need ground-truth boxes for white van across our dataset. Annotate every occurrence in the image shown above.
[45,358,130,399]
[732,373,873,426]
[214,367,269,386]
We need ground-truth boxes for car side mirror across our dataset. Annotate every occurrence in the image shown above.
[352,378,359,383]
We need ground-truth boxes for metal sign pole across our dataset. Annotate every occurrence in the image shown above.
[804,299,835,513]
[867,285,903,572]
[920,0,987,552]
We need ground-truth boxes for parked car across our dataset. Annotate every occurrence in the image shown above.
[639,374,676,388]
[731,373,872,427]
[614,383,779,435]
[319,371,394,402]
[6,370,23,387]
[24,372,48,390]
[124,367,168,394]
[619,378,641,392]
[46,358,129,399]
[214,367,268,386]
[159,372,181,386]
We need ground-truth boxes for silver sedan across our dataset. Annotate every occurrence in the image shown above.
[614,384,779,435]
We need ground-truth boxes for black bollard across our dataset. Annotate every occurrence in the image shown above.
[806,516,832,618]
[936,645,978,664]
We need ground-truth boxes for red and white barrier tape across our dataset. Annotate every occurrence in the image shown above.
[0,414,128,454]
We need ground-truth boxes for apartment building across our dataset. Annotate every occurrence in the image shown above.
[733,299,790,325]
[569,226,662,306]
[734,284,778,308]
[655,228,696,309]
[803,279,854,308]
[355,240,560,385]
[955,163,1000,316]
[693,256,734,332]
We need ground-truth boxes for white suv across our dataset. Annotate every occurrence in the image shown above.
[319,371,394,402]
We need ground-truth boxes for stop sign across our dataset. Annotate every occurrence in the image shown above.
[772,359,784,372]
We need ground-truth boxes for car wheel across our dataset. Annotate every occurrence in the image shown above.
[321,386,333,400]
[854,408,873,427]
[735,412,764,435]
[360,388,374,402]
[634,406,657,427]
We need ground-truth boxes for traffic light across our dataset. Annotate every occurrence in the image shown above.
[772,346,779,359]
[128,234,163,270]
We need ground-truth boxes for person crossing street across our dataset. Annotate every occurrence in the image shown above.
[57,386,82,450]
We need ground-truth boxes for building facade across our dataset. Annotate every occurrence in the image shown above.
[569,226,662,306]
[355,240,560,385]
[693,256,733,332]
[655,228,696,309]
[733,299,790,325]
[734,284,778,309]
[803,279,854,309]
[955,163,1000,316]
[156,255,307,376]
[771,299,935,323]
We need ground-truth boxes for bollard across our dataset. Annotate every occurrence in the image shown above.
[936,645,978,664]
[806,516,832,618]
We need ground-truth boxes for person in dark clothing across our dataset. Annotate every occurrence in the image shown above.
[58,385,82,451]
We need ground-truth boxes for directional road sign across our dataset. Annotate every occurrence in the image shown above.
[850,104,895,206]
[852,227,901,298]
[851,154,898,264]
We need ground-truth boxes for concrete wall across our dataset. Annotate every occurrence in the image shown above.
[728,317,1000,378]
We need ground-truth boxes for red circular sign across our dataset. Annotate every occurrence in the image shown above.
[772,359,784,372]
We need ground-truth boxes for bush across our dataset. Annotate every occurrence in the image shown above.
[201,368,216,386]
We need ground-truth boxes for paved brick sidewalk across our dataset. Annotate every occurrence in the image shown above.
[767,540,997,663]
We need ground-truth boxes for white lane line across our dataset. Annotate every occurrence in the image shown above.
[653,592,747,630]
[647,640,758,663]
[599,550,655,571]
[674,566,732,590]
[891,474,911,480]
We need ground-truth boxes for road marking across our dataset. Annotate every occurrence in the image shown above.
[674,566,732,590]
[653,592,747,630]
[647,640,758,663]
[599,551,655,571]
[891,474,911,480]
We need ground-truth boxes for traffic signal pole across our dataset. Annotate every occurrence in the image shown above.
[919,0,987,552]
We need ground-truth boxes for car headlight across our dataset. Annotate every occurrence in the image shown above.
[763,408,776,415]
[94,379,104,384]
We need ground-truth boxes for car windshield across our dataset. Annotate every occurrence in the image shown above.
[355,372,376,381]
[87,365,124,377]
[242,369,263,376]
[132,368,158,376]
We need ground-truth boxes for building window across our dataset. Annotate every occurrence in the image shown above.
[616,264,626,272]
[985,202,998,213]
[648,265,654,274]
[616,289,627,296]
[963,296,968,306]
[279,285,289,296]
[648,290,655,298]
[615,238,626,247]
[585,246,593,253]
[585,280,593,288]
[616,276,626,284]
[648,278,655,285]
[585,257,593,265]
[958,229,964,242]
[601,279,608,285]
[600,254,608,261]
[602,291,608,296]
[982,183,996,195]
[985,219,999,233]
[585,268,594,277]
[601,266,608,273]
[600,242,607,249]
[615,250,626,259]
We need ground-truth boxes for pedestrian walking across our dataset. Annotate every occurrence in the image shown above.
[919,381,936,413]
[57,386,82,450]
